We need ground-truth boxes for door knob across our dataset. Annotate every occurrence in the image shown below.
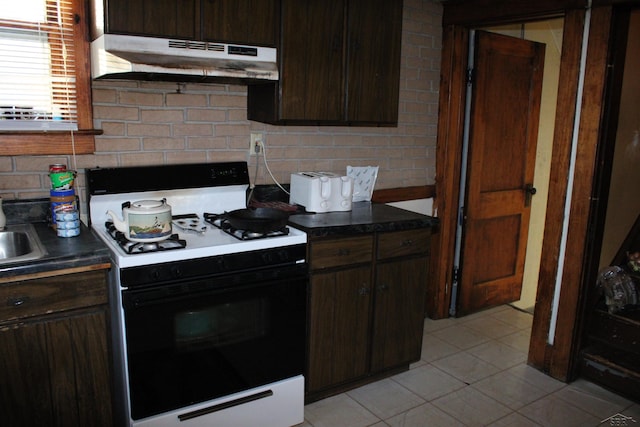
[524,184,537,207]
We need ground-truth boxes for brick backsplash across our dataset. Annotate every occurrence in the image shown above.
[0,0,441,208]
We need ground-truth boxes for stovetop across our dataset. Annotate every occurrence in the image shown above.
[86,162,307,269]
[93,215,306,269]
[203,213,290,240]
[105,221,187,254]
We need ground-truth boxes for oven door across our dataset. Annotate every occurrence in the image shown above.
[121,263,307,421]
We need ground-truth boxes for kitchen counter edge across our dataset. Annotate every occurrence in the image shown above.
[287,201,439,238]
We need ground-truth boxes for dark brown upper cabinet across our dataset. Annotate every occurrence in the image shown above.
[201,0,278,46]
[98,0,198,39]
[94,0,277,46]
[247,0,403,126]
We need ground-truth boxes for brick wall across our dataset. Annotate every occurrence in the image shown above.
[0,0,442,205]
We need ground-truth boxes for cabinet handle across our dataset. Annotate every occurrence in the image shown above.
[338,248,351,256]
[378,283,389,292]
[358,286,370,296]
[401,239,414,247]
[7,296,30,307]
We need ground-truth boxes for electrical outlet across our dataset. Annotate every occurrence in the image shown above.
[249,132,263,155]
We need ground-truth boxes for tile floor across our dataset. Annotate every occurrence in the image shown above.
[299,305,639,427]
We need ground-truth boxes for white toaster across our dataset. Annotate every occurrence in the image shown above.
[289,172,354,213]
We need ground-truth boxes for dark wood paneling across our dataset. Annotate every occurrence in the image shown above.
[371,185,435,203]
[443,0,587,26]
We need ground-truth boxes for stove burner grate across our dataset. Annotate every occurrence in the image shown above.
[105,221,186,254]
[203,213,290,241]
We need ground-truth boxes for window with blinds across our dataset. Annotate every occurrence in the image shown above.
[0,0,78,131]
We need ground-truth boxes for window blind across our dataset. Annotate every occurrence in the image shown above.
[0,0,78,131]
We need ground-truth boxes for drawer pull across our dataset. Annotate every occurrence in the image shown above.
[338,248,351,256]
[401,239,414,247]
[358,286,370,296]
[7,296,30,307]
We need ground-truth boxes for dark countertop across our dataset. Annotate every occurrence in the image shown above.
[288,201,438,238]
[0,199,111,281]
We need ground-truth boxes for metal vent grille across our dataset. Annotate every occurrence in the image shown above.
[168,40,205,50]
[206,43,225,52]
[167,40,225,52]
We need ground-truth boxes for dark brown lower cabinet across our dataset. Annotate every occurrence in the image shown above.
[0,269,113,427]
[307,266,372,392]
[371,256,428,372]
[306,228,431,401]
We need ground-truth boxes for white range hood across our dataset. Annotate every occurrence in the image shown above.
[91,34,278,82]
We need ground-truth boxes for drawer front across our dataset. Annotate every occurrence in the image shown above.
[0,270,108,323]
[377,228,431,260]
[310,235,374,270]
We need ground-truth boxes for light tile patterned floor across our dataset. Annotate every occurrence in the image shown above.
[300,305,640,427]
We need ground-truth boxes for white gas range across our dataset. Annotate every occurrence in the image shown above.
[87,162,307,427]
[89,185,306,269]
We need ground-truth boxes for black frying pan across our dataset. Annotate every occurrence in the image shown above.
[221,208,290,233]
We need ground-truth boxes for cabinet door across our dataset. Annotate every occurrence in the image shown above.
[0,321,52,426]
[107,0,197,39]
[346,0,403,124]
[279,0,345,121]
[307,266,371,392]
[371,256,427,371]
[0,310,112,427]
[202,0,277,46]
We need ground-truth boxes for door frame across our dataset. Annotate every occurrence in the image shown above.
[431,0,629,381]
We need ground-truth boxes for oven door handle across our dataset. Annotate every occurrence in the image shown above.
[178,389,274,422]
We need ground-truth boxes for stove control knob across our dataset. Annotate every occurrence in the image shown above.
[150,269,161,280]
[171,266,183,278]
[261,252,274,264]
[278,250,289,262]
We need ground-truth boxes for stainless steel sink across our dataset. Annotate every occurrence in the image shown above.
[0,224,46,265]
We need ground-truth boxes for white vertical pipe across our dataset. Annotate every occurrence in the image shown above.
[548,1,592,345]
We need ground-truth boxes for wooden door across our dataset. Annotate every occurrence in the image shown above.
[346,0,403,124]
[457,31,545,315]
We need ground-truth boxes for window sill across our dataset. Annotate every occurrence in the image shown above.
[0,129,102,155]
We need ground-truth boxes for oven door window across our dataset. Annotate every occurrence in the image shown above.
[122,267,306,420]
